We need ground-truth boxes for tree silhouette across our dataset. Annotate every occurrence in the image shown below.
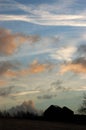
[78,93,86,114]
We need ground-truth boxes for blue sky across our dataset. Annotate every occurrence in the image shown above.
[0,0,86,112]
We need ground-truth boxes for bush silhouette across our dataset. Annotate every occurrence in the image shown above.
[78,93,86,114]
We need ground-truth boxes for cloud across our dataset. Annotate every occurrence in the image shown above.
[0,28,39,55]
[0,61,19,78]
[0,61,15,75]
[0,0,75,13]
[50,79,86,92]
[60,57,86,74]
[73,86,86,91]
[0,36,58,62]
[0,14,86,27]
[37,94,57,99]
[39,79,70,93]
[77,44,86,57]
[8,100,41,116]
[50,80,68,92]
[4,70,18,77]
[51,80,63,88]
[19,60,53,76]
[0,0,86,26]
[51,46,76,61]
[0,86,14,97]
[73,57,86,65]
[10,90,40,97]
[28,60,53,74]
[80,75,86,79]
[59,44,86,75]
[0,60,53,78]
[0,80,7,86]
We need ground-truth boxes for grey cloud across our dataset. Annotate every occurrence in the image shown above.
[0,86,14,97]
[77,44,86,57]
[37,94,57,100]
[73,57,86,66]
[50,80,71,92]
[75,44,86,64]
[74,44,86,64]
[0,61,19,77]
[51,80,64,91]
[0,62,15,74]
[51,80,63,87]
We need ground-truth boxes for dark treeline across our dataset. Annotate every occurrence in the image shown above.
[0,110,39,119]
[0,105,86,125]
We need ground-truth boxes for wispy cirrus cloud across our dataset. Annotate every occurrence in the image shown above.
[0,0,76,14]
[0,0,86,26]
[10,90,40,97]
[0,14,86,27]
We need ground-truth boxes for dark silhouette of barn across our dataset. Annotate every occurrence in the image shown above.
[43,105,74,121]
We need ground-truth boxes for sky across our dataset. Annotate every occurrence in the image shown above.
[0,0,86,113]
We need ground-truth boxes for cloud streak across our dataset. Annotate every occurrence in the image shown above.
[0,0,86,26]
[10,90,40,97]
[0,14,86,26]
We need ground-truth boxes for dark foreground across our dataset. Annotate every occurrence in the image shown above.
[0,119,86,130]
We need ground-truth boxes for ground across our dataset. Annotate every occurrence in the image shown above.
[0,119,86,130]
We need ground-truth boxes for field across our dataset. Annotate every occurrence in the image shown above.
[0,119,86,130]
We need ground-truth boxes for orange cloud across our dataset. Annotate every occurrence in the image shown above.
[0,28,39,55]
[29,60,50,74]
[60,57,86,74]
[19,60,53,76]
[60,62,86,74]
[2,60,53,77]
[0,80,7,86]
[4,70,18,77]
